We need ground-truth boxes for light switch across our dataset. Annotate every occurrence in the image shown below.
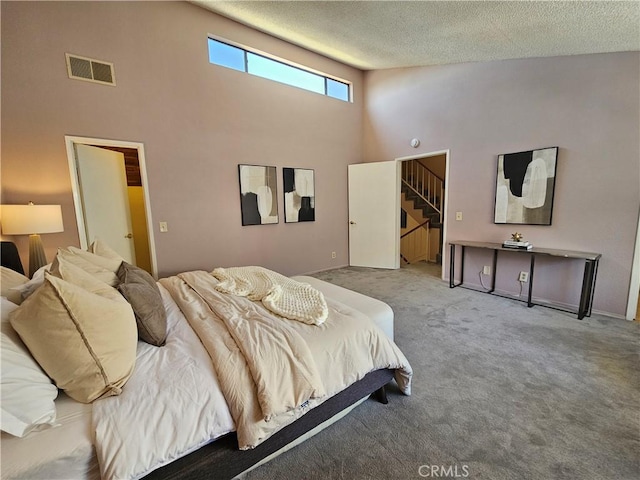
[159,222,168,232]
[456,211,463,221]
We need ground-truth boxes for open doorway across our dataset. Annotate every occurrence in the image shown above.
[65,136,157,277]
[397,150,449,280]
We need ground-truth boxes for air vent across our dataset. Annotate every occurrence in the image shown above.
[65,53,116,86]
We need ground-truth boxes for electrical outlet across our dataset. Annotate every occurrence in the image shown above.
[331,251,337,259]
[483,265,491,275]
[455,211,463,221]
[519,271,529,282]
[159,222,168,233]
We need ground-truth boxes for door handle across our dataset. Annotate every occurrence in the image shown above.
[350,221,356,225]
[124,233,133,239]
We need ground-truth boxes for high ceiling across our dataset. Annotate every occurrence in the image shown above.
[193,1,640,70]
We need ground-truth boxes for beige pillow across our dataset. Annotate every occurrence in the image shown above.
[55,248,120,287]
[9,274,137,403]
[50,255,124,303]
[1,266,29,305]
[89,238,125,263]
[66,246,122,271]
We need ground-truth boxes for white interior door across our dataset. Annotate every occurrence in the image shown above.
[348,161,400,269]
[74,144,136,264]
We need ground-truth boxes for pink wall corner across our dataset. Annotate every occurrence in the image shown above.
[364,53,640,317]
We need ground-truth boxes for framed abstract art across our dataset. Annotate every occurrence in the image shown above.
[494,147,558,225]
[238,164,279,225]
[283,167,315,223]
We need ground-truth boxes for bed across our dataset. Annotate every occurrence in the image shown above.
[1,241,412,479]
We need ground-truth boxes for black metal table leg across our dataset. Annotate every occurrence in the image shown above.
[449,243,455,288]
[579,259,597,319]
[527,254,535,307]
[449,244,465,288]
[587,258,599,317]
[490,249,498,293]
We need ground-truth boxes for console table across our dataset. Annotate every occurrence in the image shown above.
[448,240,601,319]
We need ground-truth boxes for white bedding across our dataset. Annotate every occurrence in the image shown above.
[92,284,235,480]
[292,275,395,340]
[161,271,411,451]
[1,284,234,480]
[2,274,400,480]
[0,394,98,480]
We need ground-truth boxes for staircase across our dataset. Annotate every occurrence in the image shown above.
[402,185,442,227]
[400,160,444,264]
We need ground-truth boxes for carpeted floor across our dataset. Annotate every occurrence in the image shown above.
[242,262,639,480]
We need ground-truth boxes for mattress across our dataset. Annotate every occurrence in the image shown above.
[0,394,98,480]
[292,275,394,340]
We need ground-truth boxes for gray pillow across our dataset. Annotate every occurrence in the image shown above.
[117,262,167,347]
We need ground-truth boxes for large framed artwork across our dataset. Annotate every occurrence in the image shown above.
[238,164,278,225]
[283,167,315,223]
[494,146,558,225]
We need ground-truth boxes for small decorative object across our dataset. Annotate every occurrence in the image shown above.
[283,168,315,223]
[494,146,558,225]
[238,165,278,225]
[503,232,532,250]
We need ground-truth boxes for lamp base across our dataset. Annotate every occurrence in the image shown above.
[28,234,47,278]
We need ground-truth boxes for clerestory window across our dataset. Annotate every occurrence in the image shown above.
[208,38,351,102]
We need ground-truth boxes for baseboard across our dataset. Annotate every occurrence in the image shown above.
[302,264,350,276]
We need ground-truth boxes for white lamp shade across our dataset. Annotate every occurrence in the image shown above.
[1,204,64,235]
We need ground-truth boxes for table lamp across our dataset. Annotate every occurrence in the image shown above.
[1,202,64,277]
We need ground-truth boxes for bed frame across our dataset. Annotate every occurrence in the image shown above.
[144,369,394,480]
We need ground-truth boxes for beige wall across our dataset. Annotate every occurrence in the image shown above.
[418,154,446,179]
[364,52,640,317]
[1,1,363,277]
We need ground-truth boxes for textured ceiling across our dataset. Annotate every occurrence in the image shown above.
[193,1,640,70]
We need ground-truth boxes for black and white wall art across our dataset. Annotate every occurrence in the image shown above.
[494,146,558,225]
[238,164,278,225]
[283,168,315,223]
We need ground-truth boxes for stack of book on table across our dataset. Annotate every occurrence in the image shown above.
[502,240,533,250]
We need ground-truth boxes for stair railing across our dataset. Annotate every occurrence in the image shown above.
[401,160,444,224]
[400,219,430,264]
[400,219,430,239]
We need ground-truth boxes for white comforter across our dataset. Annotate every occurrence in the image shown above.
[162,270,412,450]
[92,273,412,479]
[92,285,235,480]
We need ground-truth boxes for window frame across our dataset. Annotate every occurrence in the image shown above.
[207,35,352,103]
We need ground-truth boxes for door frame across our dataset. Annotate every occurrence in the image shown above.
[395,149,450,281]
[65,135,158,278]
[626,207,640,320]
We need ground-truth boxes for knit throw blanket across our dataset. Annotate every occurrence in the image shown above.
[211,266,328,325]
